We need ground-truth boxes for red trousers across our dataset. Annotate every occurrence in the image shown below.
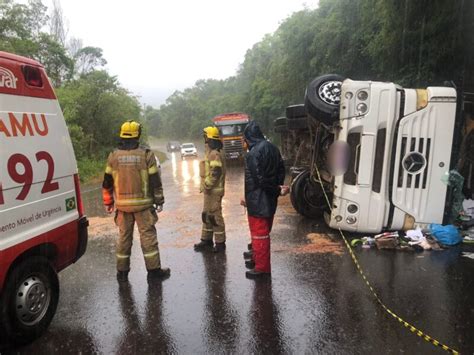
[248,215,274,273]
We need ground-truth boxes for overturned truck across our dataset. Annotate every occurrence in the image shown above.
[277,74,467,233]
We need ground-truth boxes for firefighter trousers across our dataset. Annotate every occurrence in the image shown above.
[114,208,161,272]
[201,193,226,243]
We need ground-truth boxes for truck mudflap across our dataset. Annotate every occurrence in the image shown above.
[74,216,89,262]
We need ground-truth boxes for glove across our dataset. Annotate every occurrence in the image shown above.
[155,204,163,213]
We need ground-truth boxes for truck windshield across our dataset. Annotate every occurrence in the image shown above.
[219,124,247,136]
[182,144,194,148]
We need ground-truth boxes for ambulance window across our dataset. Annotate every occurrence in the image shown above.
[22,65,43,87]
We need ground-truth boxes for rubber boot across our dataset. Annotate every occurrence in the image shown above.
[147,267,171,281]
[116,271,129,283]
[245,260,255,269]
[243,250,253,259]
[213,242,226,253]
[245,269,271,279]
[194,239,213,251]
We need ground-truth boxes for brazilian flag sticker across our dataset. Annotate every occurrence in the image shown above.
[65,197,76,212]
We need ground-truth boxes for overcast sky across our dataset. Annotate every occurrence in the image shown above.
[44,0,315,107]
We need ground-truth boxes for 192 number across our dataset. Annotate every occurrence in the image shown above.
[0,151,59,204]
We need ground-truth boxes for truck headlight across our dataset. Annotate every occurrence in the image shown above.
[347,204,358,214]
[357,90,368,100]
[346,216,357,224]
[357,103,368,114]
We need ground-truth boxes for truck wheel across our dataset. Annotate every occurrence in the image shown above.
[287,117,308,130]
[290,170,329,218]
[274,117,287,133]
[286,104,306,119]
[0,256,59,345]
[305,74,345,126]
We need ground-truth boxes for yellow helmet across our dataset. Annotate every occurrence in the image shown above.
[120,120,141,139]
[203,126,220,140]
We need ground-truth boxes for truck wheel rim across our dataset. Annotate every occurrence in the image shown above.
[318,81,342,105]
[15,276,51,326]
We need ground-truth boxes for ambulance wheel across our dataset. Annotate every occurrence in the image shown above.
[0,256,59,345]
[305,74,345,126]
[290,170,329,218]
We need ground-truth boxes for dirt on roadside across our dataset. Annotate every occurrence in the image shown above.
[289,232,344,255]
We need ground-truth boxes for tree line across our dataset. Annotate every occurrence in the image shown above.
[149,0,473,139]
[1,0,142,180]
[2,0,473,180]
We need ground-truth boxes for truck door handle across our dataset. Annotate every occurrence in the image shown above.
[354,143,361,176]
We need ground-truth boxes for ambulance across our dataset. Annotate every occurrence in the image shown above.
[0,51,88,344]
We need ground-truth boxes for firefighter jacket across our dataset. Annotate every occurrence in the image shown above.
[102,145,164,213]
[200,145,226,196]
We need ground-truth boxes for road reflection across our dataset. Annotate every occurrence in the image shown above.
[171,152,178,182]
[201,253,239,352]
[249,281,286,354]
[117,282,176,354]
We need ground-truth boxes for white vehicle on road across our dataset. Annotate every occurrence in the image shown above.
[180,143,198,159]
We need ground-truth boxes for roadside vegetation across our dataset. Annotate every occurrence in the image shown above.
[149,0,473,139]
[2,0,472,181]
[1,0,144,182]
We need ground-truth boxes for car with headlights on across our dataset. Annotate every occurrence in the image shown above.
[180,143,198,159]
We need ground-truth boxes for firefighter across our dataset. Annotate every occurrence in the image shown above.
[102,120,170,282]
[194,126,227,252]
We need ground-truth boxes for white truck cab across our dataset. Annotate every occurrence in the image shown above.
[326,79,457,232]
[0,51,88,344]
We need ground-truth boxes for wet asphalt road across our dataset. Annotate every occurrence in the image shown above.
[5,148,474,354]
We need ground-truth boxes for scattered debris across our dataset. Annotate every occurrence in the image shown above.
[461,252,474,260]
[284,233,344,255]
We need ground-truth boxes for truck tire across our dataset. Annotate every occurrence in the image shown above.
[274,117,287,133]
[0,256,59,345]
[286,104,306,119]
[305,74,345,126]
[287,117,308,130]
[290,170,329,218]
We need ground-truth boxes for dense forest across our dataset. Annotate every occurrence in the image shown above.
[0,0,143,180]
[1,0,473,180]
[150,0,474,139]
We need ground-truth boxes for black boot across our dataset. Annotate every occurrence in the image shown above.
[194,239,213,251]
[246,269,271,279]
[213,242,226,253]
[247,243,253,251]
[243,250,253,259]
[147,267,171,281]
[116,270,129,283]
[245,260,255,269]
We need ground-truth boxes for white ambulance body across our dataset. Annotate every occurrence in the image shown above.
[326,79,457,233]
[0,51,88,344]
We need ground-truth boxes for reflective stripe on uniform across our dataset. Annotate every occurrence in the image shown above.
[116,253,130,259]
[209,160,222,168]
[116,197,154,206]
[252,235,269,240]
[202,228,213,232]
[143,250,159,258]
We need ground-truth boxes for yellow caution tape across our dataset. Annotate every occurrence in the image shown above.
[313,162,460,354]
